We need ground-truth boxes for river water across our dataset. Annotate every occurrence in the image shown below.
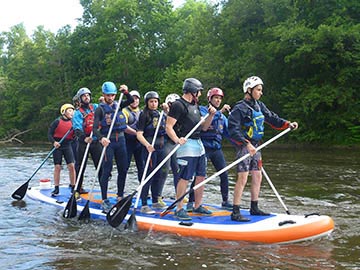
[0,144,359,270]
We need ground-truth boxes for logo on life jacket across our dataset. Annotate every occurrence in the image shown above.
[79,105,94,135]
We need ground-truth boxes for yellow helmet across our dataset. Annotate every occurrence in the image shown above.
[60,103,75,115]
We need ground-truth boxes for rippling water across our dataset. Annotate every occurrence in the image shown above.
[1,144,359,270]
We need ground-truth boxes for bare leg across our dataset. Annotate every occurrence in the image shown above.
[67,163,76,186]
[176,179,188,210]
[54,164,61,186]
[233,171,249,205]
[194,176,205,209]
[250,170,262,201]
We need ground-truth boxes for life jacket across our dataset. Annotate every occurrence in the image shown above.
[79,104,95,136]
[143,110,166,139]
[200,108,224,146]
[99,102,127,135]
[242,101,264,141]
[124,107,140,130]
[53,118,73,140]
[174,98,202,139]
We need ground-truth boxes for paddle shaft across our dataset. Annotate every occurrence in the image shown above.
[30,128,72,182]
[135,113,210,194]
[74,131,93,191]
[261,166,290,215]
[11,128,72,200]
[161,127,292,216]
[63,131,94,218]
[134,110,164,209]
[106,113,210,227]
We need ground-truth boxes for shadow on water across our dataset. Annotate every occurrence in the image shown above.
[1,145,359,269]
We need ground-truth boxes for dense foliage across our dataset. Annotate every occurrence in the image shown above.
[0,0,359,144]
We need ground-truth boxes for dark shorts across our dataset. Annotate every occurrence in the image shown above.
[53,146,75,165]
[235,145,262,172]
[177,155,206,180]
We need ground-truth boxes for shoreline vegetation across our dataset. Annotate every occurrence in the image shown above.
[1,0,359,145]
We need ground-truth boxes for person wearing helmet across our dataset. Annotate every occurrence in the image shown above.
[72,94,80,110]
[136,91,167,214]
[122,90,144,183]
[186,87,233,211]
[166,78,217,220]
[72,87,102,196]
[228,76,299,222]
[47,104,76,196]
[93,82,135,213]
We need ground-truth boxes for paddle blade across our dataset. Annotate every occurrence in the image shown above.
[160,191,189,217]
[107,193,134,228]
[124,213,138,232]
[78,200,91,221]
[11,180,30,200]
[63,194,77,218]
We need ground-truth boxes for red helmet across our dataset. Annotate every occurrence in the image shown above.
[207,87,224,102]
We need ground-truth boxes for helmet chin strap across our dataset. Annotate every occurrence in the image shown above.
[210,101,220,110]
[191,92,200,104]
[246,89,255,101]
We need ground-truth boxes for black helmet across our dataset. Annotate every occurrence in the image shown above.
[182,78,203,94]
[144,91,160,105]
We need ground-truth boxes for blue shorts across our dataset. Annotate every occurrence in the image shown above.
[235,145,262,172]
[177,155,206,180]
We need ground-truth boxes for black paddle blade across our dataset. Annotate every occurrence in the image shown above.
[11,180,30,200]
[124,213,138,231]
[63,194,77,218]
[78,200,91,221]
[106,193,134,228]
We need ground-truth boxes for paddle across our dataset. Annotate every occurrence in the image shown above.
[63,132,93,218]
[11,128,72,200]
[160,127,292,217]
[107,113,210,228]
[261,167,290,215]
[125,110,164,231]
[78,93,124,221]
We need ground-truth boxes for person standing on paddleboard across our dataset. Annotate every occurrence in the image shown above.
[48,104,76,197]
[122,90,144,184]
[136,91,167,214]
[93,82,135,213]
[166,78,216,221]
[186,87,233,211]
[72,87,102,195]
[228,76,298,222]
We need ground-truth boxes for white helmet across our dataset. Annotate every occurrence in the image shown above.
[165,93,180,104]
[243,76,263,93]
[129,90,140,98]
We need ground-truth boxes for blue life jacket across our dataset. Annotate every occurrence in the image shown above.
[242,101,264,141]
[99,102,127,135]
[199,106,225,149]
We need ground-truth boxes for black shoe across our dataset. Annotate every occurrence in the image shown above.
[250,208,270,216]
[78,187,88,194]
[51,187,59,197]
[68,184,75,193]
[231,212,250,222]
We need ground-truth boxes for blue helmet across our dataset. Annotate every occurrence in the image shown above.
[102,82,117,95]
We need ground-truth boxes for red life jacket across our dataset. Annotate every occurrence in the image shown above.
[53,118,73,140]
[79,104,95,135]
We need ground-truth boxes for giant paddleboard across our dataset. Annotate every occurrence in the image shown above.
[26,185,334,244]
